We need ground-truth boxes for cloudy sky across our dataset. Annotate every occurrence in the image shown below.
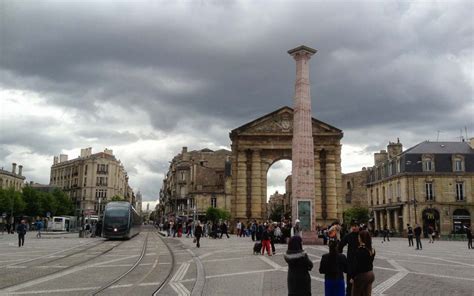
[1,1,473,204]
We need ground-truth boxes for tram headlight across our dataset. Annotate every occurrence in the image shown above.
[114,228,117,232]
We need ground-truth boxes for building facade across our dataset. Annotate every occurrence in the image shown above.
[0,163,25,191]
[367,139,474,236]
[342,169,369,210]
[50,148,132,216]
[160,147,232,220]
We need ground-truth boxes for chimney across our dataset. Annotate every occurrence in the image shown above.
[182,147,190,161]
[387,139,403,159]
[53,156,59,165]
[18,165,23,176]
[59,154,68,163]
[374,150,388,165]
[12,163,17,174]
[182,147,188,154]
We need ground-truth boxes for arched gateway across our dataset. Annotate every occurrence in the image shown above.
[229,106,344,228]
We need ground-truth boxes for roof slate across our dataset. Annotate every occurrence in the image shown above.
[405,141,474,154]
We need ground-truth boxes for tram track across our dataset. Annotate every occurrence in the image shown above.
[0,239,126,292]
[152,231,176,296]
[89,232,150,295]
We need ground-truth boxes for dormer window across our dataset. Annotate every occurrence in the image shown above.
[422,155,434,172]
[453,155,464,172]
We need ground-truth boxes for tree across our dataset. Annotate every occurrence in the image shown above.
[205,207,231,223]
[110,195,124,202]
[52,188,75,216]
[343,207,370,225]
[0,188,26,218]
[269,204,284,222]
[21,186,42,217]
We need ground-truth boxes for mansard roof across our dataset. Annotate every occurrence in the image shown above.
[404,141,474,155]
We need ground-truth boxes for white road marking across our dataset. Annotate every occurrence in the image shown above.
[1,255,137,292]
[259,255,282,270]
[372,260,409,296]
[4,282,162,294]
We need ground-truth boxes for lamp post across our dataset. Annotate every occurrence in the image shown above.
[98,198,102,219]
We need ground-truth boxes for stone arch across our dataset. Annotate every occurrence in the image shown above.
[229,106,343,227]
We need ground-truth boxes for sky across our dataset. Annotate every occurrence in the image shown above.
[1,1,473,203]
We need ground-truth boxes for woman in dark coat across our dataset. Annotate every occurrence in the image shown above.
[284,236,313,296]
[194,221,203,248]
[351,230,375,296]
[319,240,347,296]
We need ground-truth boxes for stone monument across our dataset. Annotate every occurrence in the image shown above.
[288,45,318,241]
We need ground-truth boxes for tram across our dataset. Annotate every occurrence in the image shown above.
[102,202,141,239]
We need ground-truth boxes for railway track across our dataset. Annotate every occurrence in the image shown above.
[0,239,126,292]
[152,231,176,296]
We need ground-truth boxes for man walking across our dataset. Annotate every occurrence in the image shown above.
[36,220,43,239]
[17,220,27,247]
[465,225,472,249]
[414,224,422,250]
[220,221,230,238]
[338,221,360,296]
[407,224,414,247]
[382,226,390,242]
[236,220,242,237]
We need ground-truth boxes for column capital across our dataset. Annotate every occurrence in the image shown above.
[288,45,317,59]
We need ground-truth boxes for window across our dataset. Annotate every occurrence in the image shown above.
[425,182,434,201]
[453,156,464,172]
[397,182,401,199]
[181,171,186,181]
[189,198,195,209]
[84,177,87,186]
[456,182,465,201]
[396,160,401,173]
[85,165,88,175]
[382,186,386,204]
[376,188,379,205]
[423,156,434,172]
[180,186,186,198]
[211,197,217,208]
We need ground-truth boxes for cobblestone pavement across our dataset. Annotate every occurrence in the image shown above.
[1,231,473,295]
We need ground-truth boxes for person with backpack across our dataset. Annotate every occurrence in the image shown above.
[194,221,203,248]
[338,221,360,296]
[291,219,302,237]
[319,240,348,296]
[284,235,313,296]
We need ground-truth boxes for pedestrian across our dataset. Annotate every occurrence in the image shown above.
[84,222,91,238]
[257,222,264,241]
[407,224,414,247]
[291,219,302,237]
[96,220,102,237]
[236,220,242,237]
[270,223,277,254]
[251,221,257,241]
[261,224,272,256]
[414,223,422,250]
[328,221,342,242]
[319,240,347,296]
[351,230,376,296]
[220,221,230,238]
[382,226,390,242]
[338,221,360,296]
[194,221,203,248]
[91,222,96,238]
[284,235,313,296]
[36,220,43,239]
[17,219,27,247]
[428,225,434,243]
[465,225,472,249]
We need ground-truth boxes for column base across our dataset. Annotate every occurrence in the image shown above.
[302,231,322,245]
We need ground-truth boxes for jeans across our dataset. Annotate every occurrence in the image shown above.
[324,278,345,296]
[416,236,422,249]
[408,235,414,246]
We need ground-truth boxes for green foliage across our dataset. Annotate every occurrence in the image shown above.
[110,195,124,201]
[343,207,370,225]
[0,187,74,218]
[269,204,284,222]
[205,207,231,222]
[0,188,25,216]
[52,188,75,216]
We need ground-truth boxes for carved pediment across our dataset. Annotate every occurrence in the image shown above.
[230,106,342,138]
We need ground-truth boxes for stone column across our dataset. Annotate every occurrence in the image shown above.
[313,152,321,222]
[402,204,410,228]
[374,211,379,230]
[251,150,262,219]
[393,209,400,232]
[326,151,337,220]
[235,151,248,220]
[386,209,392,230]
[288,45,317,231]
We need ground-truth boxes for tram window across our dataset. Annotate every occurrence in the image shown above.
[54,218,63,222]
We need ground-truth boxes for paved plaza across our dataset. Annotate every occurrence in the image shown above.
[0,230,473,295]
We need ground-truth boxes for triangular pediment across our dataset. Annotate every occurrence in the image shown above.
[230,106,342,137]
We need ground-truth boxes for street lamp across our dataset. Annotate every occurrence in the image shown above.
[98,198,102,219]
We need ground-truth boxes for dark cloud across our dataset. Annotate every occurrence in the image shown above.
[1,1,473,199]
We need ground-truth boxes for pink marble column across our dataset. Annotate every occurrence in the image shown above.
[288,45,317,231]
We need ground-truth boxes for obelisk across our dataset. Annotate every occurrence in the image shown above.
[288,45,316,233]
